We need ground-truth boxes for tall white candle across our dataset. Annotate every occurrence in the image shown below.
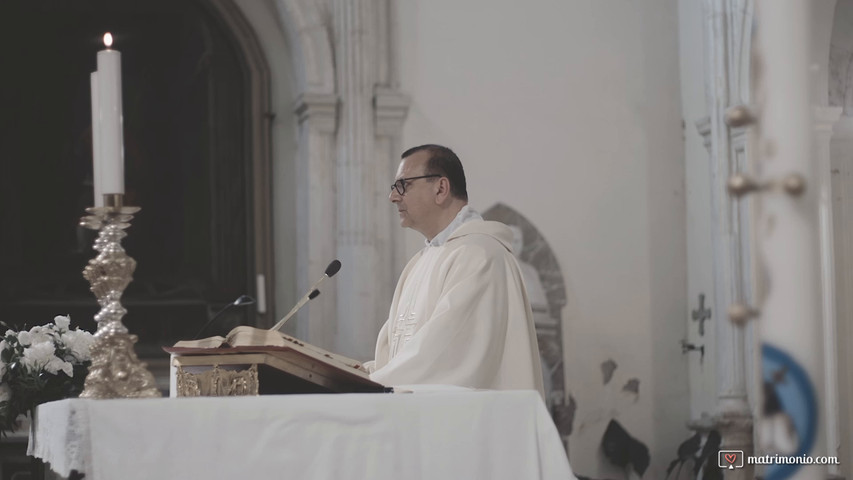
[96,33,124,196]
[89,72,103,207]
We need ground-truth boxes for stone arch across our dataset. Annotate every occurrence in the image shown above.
[216,0,341,335]
[206,0,279,326]
[223,0,337,96]
[482,203,573,446]
[271,0,337,95]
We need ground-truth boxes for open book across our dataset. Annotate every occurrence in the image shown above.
[169,326,367,374]
[166,326,384,394]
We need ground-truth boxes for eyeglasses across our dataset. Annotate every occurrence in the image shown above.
[390,174,441,195]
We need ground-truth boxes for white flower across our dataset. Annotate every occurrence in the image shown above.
[17,331,32,346]
[53,315,71,331]
[45,357,73,377]
[4,329,14,337]
[25,326,53,346]
[21,342,56,372]
[60,330,95,362]
[0,383,10,403]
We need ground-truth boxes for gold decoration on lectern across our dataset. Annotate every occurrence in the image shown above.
[176,364,260,397]
[79,194,160,399]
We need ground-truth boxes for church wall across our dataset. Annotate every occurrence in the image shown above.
[677,0,719,422]
[395,0,688,478]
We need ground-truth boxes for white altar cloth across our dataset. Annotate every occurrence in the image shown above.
[31,389,576,480]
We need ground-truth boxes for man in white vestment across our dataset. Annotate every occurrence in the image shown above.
[365,144,545,398]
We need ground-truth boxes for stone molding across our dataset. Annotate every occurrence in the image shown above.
[294,92,339,133]
[374,87,411,136]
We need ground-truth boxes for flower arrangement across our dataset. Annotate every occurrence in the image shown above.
[0,315,95,436]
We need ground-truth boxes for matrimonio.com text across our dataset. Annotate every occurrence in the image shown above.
[718,450,840,470]
[748,454,840,466]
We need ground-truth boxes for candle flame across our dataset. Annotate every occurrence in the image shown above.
[103,33,113,48]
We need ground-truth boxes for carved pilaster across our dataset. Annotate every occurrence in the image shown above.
[332,0,387,359]
[831,116,853,479]
[292,92,339,347]
[815,105,843,472]
[374,87,411,285]
[700,1,755,477]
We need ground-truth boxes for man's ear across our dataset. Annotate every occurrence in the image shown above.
[435,177,451,203]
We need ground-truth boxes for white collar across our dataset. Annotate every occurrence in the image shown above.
[426,205,483,247]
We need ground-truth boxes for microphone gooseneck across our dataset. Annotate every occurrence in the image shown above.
[194,294,256,339]
[270,260,341,332]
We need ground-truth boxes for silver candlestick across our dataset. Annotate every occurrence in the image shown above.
[79,193,160,399]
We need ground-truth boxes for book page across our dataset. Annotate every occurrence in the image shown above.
[226,326,365,371]
[173,336,227,349]
[226,326,287,347]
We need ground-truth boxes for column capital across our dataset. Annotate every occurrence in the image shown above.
[374,87,410,136]
[813,105,843,133]
[695,116,712,154]
[293,92,339,133]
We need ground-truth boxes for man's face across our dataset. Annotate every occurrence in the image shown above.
[389,151,436,234]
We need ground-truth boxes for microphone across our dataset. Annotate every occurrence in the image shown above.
[194,294,256,339]
[270,260,341,332]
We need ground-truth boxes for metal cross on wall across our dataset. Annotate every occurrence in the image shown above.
[691,293,711,336]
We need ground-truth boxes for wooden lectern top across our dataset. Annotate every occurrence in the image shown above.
[165,326,387,395]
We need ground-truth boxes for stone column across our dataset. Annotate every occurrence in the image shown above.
[752,2,826,478]
[700,1,754,477]
[332,0,386,359]
[293,92,339,348]
[374,0,411,280]
[814,105,843,474]
[830,116,853,476]
[374,87,410,301]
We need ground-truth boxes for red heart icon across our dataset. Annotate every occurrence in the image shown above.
[725,453,737,464]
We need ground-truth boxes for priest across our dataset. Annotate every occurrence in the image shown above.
[365,144,545,399]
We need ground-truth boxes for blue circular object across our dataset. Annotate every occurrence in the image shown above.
[761,343,818,480]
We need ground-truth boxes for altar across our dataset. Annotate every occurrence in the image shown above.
[30,389,576,480]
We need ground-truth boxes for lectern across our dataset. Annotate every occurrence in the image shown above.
[165,333,387,396]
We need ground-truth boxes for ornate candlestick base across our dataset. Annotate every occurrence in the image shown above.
[79,194,160,399]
